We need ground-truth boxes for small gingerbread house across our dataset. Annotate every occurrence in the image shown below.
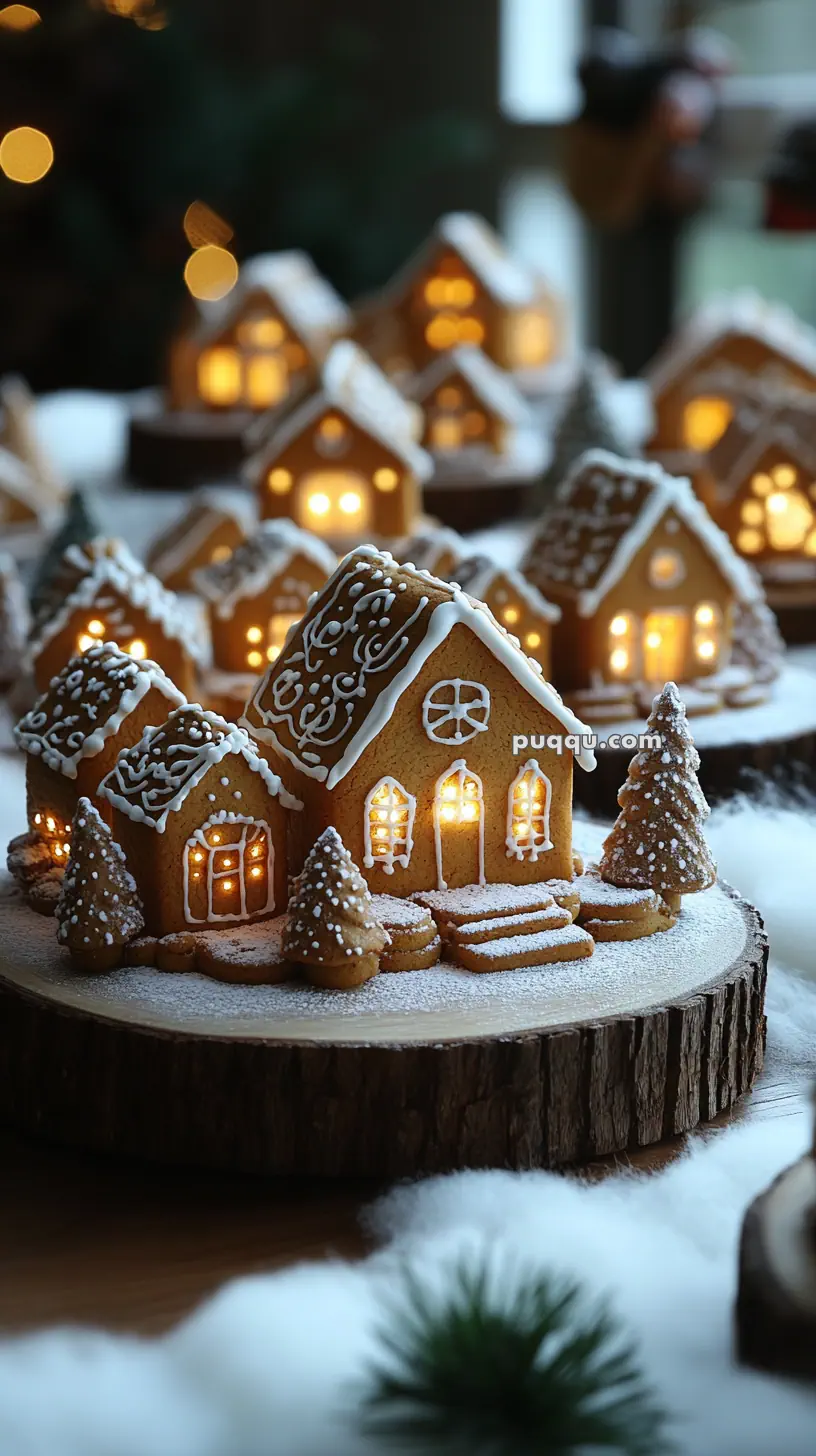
[28,538,204,697]
[170,251,351,415]
[522,450,763,719]
[0,444,51,546]
[14,642,184,866]
[646,292,816,470]
[145,487,257,594]
[411,346,538,476]
[248,341,432,543]
[98,704,301,937]
[453,556,561,679]
[242,546,593,894]
[702,389,816,584]
[396,524,467,581]
[353,213,562,379]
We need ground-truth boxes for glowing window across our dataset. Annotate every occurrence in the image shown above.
[210,544,232,563]
[751,472,773,498]
[198,347,241,407]
[506,761,552,860]
[506,308,554,368]
[692,602,721,670]
[237,315,285,349]
[268,468,292,495]
[765,489,813,551]
[315,415,348,456]
[246,353,288,408]
[740,500,763,527]
[297,471,371,534]
[373,467,399,492]
[737,528,763,554]
[430,415,463,451]
[643,611,688,682]
[425,314,460,350]
[606,611,639,681]
[363,777,416,873]
[682,397,732,452]
[434,761,485,889]
[648,547,685,589]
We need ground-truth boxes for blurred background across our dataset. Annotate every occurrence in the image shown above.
[2,0,816,392]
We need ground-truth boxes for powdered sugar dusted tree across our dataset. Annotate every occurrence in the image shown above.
[534,361,630,511]
[0,551,30,689]
[599,681,716,912]
[731,594,785,685]
[284,827,388,989]
[56,798,144,972]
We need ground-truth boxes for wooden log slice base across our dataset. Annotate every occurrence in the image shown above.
[422,472,533,531]
[736,1154,816,1381]
[0,878,766,1179]
[127,408,254,491]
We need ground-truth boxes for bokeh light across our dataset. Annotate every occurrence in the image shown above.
[0,5,41,29]
[184,245,239,302]
[183,200,234,250]
[0,126,54,184]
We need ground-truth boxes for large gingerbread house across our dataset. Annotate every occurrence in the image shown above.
[28,538,203,696]
[98,704,301,937]
[353,213,562,380]
[452,556,561,679]
[169,252,351,415]
[522,450,764,720]
[247,341,432,543]
[145,487,257,594]
[242,546,594,893]
[14,642,184,865]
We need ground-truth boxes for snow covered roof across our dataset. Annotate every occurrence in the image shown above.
[146,487,257,581]
[522,449,763,617]
[454,556,562,623]
[28,538,207,665]
[646,290,816,398]
[195,251,351,350]
[192,520,337,620]
[707,391,816,504]
[0,443,48,521]
[98,703,302,832]
[242,545,595,787]
[15,641,185,780]
[248,340,433,482]
[396,524,467,574]
[411,346,531,427]
[385,214,545,309]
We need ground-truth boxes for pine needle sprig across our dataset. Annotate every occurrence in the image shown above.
[359,1259,672,1456]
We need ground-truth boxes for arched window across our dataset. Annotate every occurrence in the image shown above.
[506,761,552,860]
[364,777,416,873]
[434,760,485,890]
[606,611,640,682]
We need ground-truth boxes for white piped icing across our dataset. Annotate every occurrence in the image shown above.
[646,289,816,398]
[505,759,553,861]
[455,557,561,624]
[363,775,416,874]
[411,345,531,427]
[147,488,257,582]
[433,758,485,892]
[192,519,336,620]
[422,678,491,744]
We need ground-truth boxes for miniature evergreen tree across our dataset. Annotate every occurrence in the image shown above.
[599,681,716,912]
[30,487,99,623]
[284,826,388,988]
[0,552,31,689]
[56,798,144,973]
[730,595,785,685]
[534,361,630,512]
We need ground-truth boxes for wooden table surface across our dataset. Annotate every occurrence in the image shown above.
[0,1069,806,1339]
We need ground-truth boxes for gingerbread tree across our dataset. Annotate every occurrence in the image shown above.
[731,594,785,685]
[0,552,30,690]
[284,827,388,989]
[534,361,630,511]
[599,681,716,912]
[55,798,144,972]
[30,487,99,623]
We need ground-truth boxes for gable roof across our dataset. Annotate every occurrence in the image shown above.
[15,641,185,780]
[0,443,49,522]
[706,391,816,504]
[522,449,763,617]
[195,250,351,350]
[192,519,337,620]
[645,290,816,399]
[454,556,562,623]
[247,340,433,482]
[411,346,531,427]
[28,538,206,665]
[396,524,467,574]
[98,703,302,832]
[242,545,595,787]
[147,487,257,581]
[386,213,546,309]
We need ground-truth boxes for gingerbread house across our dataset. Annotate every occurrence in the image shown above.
[169,252,351,415]
[145,487,257,594]
[453,556,561,679]
[352,213,562,380]
[98,704,301,937]
[242,546,594,894]
[522,450,764,720]
[247,341,432,543]
[0,443,51,546]
[396,524,467,580]
[410,345,540,477]
[14,642,184,866]
[645,292,816,472]
[28,538,203,697]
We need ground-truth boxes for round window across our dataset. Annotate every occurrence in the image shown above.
[648,548,685,589]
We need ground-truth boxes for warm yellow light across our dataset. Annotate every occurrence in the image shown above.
[222,858,232,868]
[238,316,284,348]
[0,126,53,184]
[221,880,233,892]
[806,531,816,557]
[62,842,70,855]
[319,415,345,441]
[193,851,204,863]
[462,802,479,822]
[0,4,41,29]
[526,632,541,649]
[424,277,449,308]
[198,347,241,407]
[250,844,263,857]
[308,493,330,517]
[737,528,763,554]
[741,500,763,526]
[463,410,486,437]
[247,650,263,668]
[503,606,520,625]
[767,492,787,515]
[191,872,200,881]
[77,634,94,653]
[375,809,388,822]
[610,648,629,673]
[766,488,813,550]
[183,200,233,250]
[513,821,525,837]
[442,784,457,801]
[33,813,41,825]
[440,805,456,823]
[266,645,280,663]
[210,544,231,563]
[751,472,772,498]
[250,866,263,878]
[246,354,287,408]
[373,467,398,492]
[772,464,796,488]
[127,639,147,660]
[694,604,714,626]
[609,615,628,637]
[438,386,462,409]
[374,826,388,840]
[184,245,239,303]
[448,277,475,307]
[465,780,477,795]
[696,639,716,660]
[682,396,732,452]
[339,491,361,516]
[54,844,62,858]
[268,468,292,494]
[45,817,55,832]
[458,316,485,346]
[87,618,105,638]
[246,626,263,644]
[509,308,553,368]
[645,631,662,650]
[426,314,459,350]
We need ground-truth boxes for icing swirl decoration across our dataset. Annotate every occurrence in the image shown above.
[422,678,491,744]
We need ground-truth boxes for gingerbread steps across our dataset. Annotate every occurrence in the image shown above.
[412,883,558,929]
[455,922,595,973]
[451,903,571,946]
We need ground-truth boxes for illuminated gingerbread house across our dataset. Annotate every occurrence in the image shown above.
[248,341,432,543]
[353,213,562,380]
[98,704,301,937]
[28,538,203,697]
[14,642,184,867]
[396,524,467,580]
[453,556,561,679]
[242,546,593,893]
[145,487,257,594]
[646,292,816,475]
[522,450,764,721]
[170,251,351,415]
[411,346,536,469]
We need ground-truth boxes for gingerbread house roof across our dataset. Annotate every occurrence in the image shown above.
[195,251,351,350]
[454,556,562,623]
[411,346,531,428]
[28,538,207,665]
[706,391,816,504]
[645,291,816,399]
[387,213,546,309]
[242,545,595,787]
[396,524,467,574]
[247,341,433,482]
[98,703,302,832]
[147,487,257,582]
[192,519,337,620]
[14,641,185,780]
[522,449,763,617]
[0,443,49,522]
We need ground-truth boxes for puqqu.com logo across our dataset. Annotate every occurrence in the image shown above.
[512,731,662,756]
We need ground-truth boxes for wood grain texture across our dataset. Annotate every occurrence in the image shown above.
[0,885,768,1178]
[736,1154,816,1381]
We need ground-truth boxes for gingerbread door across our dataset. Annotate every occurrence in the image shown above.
[433,759,485,890]
[643,610,688,683]
[184,815,274,924]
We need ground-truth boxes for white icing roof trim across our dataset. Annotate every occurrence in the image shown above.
[437,214,539,306]
[148,489,257,581]
[646,289,816,396]
[244,546,595,785]
[99,705,302,832]
[714,399,816,502]
[412,346,531,426]
[455,559,562,623]
[395,525,468,570]
[192,519,337,619]
[194,250,351,346]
